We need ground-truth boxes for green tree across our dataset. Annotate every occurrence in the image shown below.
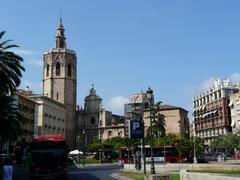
[211,132,240,153]
[0,31,25,95]
[146,103,166,143]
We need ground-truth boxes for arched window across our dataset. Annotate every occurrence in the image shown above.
[56,63,60,76]
[60,40,64,48]
[108,131,112,138]
[91,117,95,124]
[46,64,49,77]
[68,64,71,77]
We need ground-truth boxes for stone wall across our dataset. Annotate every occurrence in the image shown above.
[180,170,240,180]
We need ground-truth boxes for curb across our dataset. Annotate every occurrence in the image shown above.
[76,163,118,167]
[111,173,133,180]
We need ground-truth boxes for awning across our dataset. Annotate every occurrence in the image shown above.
[231,120,235,127]
[69,150,83,155]
[202,105,206,110]
[229,101,234,107]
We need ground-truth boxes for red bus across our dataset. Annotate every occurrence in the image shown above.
[145,145,182,163]
[119,145,182,164]
[29,134,68,179]
[118,147,135,164]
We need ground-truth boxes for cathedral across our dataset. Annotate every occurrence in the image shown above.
[41,19,189,151]
[42,19,125,150]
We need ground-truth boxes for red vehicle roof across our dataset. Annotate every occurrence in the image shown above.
[33,134,65,142]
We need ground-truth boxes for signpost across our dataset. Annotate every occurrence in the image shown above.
[128,120,144,139]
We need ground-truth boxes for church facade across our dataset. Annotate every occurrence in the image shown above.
[76,87,126,152]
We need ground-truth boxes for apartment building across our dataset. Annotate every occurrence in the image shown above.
[28,95,65,136]
[229,92,240,133]
[15,91,36,143]
[193,79,238,149]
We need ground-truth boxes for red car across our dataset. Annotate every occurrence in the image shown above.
[231,153,240,159]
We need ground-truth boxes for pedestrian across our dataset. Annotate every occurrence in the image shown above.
[3,159,13,180]
[11,159,16,173]
[81,156,85,167]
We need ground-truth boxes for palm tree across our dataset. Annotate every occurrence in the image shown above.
[0,31,25,147]
[0,95,25,148]
[0,31,25,95]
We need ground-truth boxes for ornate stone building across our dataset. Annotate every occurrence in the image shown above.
[125,90,189,138]
[42,18,77,149]
[76,87,126,152]
[143,105,189,137]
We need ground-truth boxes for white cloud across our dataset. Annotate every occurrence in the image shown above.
[20,80,42,93]
[12,48,36,56]
[230,73,240,84]
[26,59,43,66]
[106,96,130,115]
[200,77,216,90]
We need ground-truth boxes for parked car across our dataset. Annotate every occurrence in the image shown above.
[183,155,208,163]
[204,153,218,161]
[231,153,240,159]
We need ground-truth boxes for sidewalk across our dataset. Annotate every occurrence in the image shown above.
[13,165,29,180]
[75,162,119,167]
[111,173,133,180]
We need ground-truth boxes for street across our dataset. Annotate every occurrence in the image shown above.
[13,164,120,180]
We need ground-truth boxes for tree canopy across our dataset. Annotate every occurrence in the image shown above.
[0,31,25,146]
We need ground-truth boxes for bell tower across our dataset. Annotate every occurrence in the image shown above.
[42,18,77,149]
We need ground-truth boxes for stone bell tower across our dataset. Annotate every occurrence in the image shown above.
[42,18,77,149]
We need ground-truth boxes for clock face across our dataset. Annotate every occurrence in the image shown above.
[136,96,140,103]
[131,95,142,103]
[135,96,141,103]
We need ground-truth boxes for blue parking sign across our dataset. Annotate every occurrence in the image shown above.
[128,120,144,139]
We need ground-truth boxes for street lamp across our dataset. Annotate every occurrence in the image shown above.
[82,129,86,156]
[146,87,155,174]
[192,122,197,163]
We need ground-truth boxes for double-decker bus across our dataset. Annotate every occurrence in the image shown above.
[29,134,68,179]
[119,145,182,164]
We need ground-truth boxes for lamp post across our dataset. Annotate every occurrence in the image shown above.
[193,122,197,163]
[193,136,197,163]
[146,87,155,174]
[82,129,86,156]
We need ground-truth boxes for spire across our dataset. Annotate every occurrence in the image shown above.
[55,15,66,48]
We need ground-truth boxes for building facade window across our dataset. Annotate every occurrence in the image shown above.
[56,63,60,76]
[68,64,71,77]
[91,117,95,124]
[46,64,49,77]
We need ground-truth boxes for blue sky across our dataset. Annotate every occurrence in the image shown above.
[2,0,240,117]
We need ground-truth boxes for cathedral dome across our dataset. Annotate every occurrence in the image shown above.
[84,87,102,101]
[84,87,102,112]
